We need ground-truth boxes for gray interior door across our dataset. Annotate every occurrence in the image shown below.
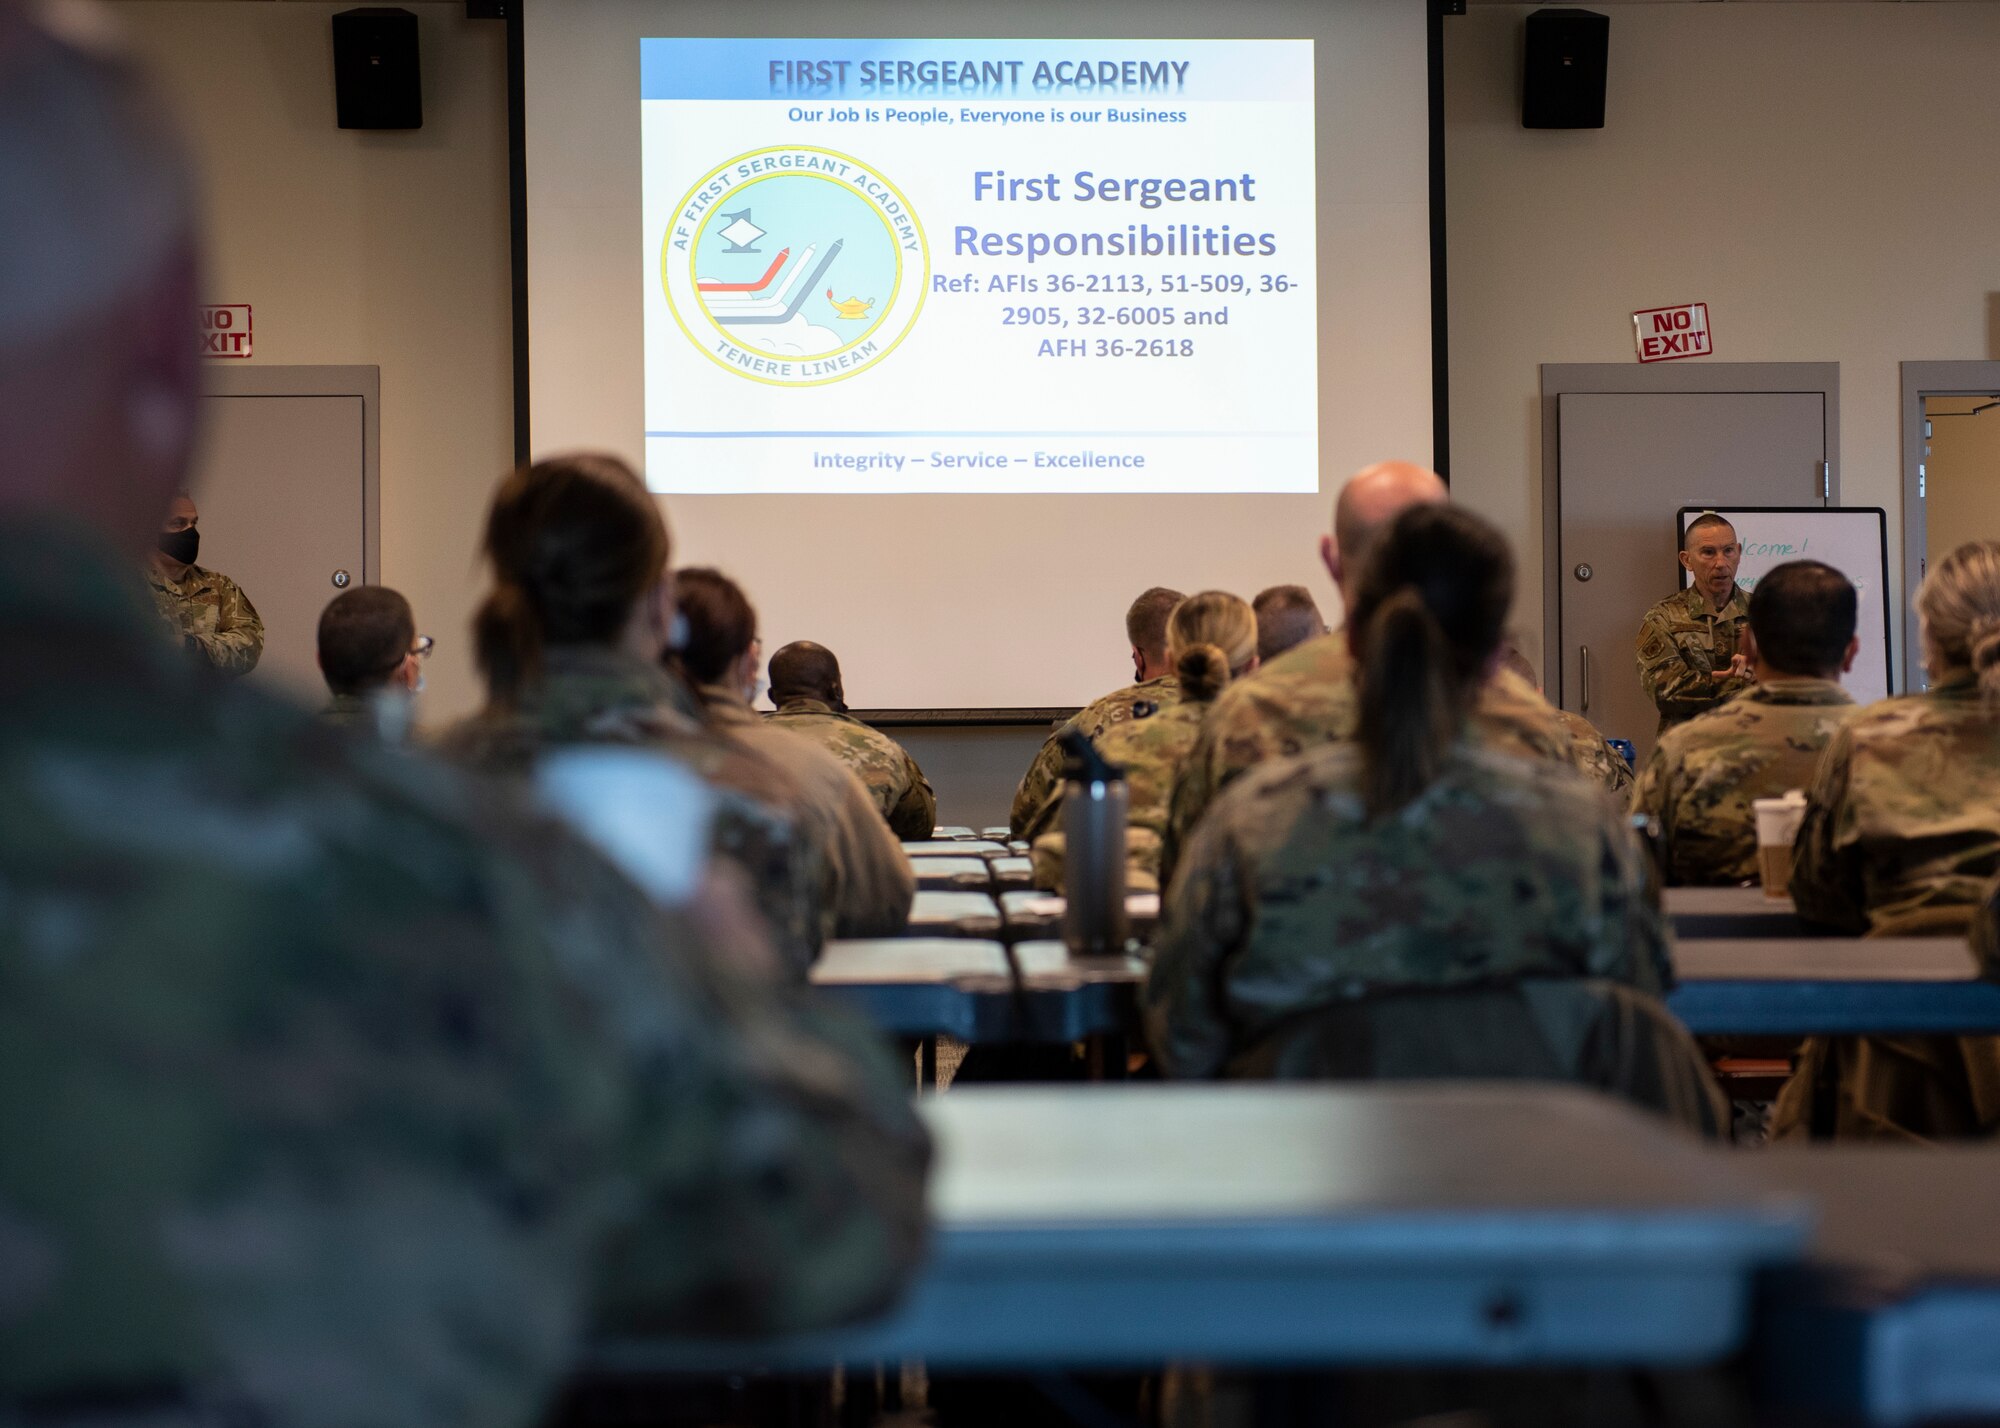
[1556,391,1828,761]
[190,395,368,700]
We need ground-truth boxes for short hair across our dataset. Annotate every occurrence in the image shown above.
[0,8,197,345]
[1125,587,1184,658]
[768,641,841,703]
[1748,560,1857,678]
[674,567,757,685]
[1251,584,1324,661]
[318,586,414,696]
[1682,512,1737,552]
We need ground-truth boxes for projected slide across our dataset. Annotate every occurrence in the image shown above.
[640,39,1317,494]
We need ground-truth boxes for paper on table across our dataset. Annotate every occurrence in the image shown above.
[1019,893,1161,918]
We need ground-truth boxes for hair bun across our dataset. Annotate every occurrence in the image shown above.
[1973,621,2000,672]
[1177,642,1231,700]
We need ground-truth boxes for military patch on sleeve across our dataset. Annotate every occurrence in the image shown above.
[1131,700,1158,720]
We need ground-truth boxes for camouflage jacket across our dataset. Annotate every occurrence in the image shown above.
[698,686,915,940]
[1025,694,1212,890]
[1636,585,1751,734]
[1556,706,1635,796]
[319,689,417,745]
[1008,674,1181,836]
[1792,673,2000,933]
[0,521,928,1422]
[436,648,829,974]
[768,698,937,841]
[1148,738,1673,1078]
[1162,634,1580,891]
[147,560,263,677]
[1631,677,1856,886]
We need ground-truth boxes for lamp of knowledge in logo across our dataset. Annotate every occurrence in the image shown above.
[662,145,929,387]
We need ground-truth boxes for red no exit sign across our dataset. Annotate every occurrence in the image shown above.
[1632,302,1711,363]
[199,304,252,359]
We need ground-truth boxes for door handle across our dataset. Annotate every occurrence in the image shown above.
[1579,645,1591,713]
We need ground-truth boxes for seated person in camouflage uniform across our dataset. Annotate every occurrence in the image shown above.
[1149,505,1673,1081]
[1008,584,1185,836]
[439,455,834,973]
[1632,559,1859,886]
[149,491,264,676]
[1028,590,1259,892]
[1776,541,2000,1141]
[766,640,937,840]
[675,569,915,939]
[1163,462,1579,891]
[1498,645,1635,797]
[0,26,926,1425]
[1636,512,1751,734]
[316,584,427,741]
[1252,583,1325,662]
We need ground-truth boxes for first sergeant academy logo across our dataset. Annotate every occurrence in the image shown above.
[663,145,928,387]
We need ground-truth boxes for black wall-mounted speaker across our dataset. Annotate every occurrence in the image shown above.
[333,8,422,130]
[1523,8,1608,130]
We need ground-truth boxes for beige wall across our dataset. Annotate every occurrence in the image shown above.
[113,4,2000,710]
[1926,396,2000,574]
[1445,6,2000,676]
[116,3,511,721]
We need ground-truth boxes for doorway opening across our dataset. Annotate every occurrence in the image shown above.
[1900,362,2000,691]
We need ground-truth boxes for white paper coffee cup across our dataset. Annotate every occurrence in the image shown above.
[1752,790,1808,899]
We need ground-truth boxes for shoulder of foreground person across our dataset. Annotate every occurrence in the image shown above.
[0,672,930,1409]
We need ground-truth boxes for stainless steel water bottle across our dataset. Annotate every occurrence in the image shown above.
[1058,729,1128,955]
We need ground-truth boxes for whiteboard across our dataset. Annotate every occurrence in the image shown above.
[1677,506,1893,704]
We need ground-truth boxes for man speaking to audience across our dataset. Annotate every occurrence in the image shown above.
[1637,511,1751,733]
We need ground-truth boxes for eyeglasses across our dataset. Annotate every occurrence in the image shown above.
[412,635,434,660]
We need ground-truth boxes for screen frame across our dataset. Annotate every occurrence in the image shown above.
[500,3,1453,723]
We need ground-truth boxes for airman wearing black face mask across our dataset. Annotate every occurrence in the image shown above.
[148,492,264,675]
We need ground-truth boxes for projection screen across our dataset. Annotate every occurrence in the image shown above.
[525,0,1432,712]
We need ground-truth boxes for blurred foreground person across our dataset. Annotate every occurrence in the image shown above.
[1027,591,1259,891]
[0,25,925,1425]
[1777,541,2000,1140]
[767,640,937,839]
[674,569,914,937]
[1631,560,1858,886]
[1149,508,1718,1131]
[149,492,263,676]
[1008,585,1185,835]
[1163,463,1576,889]
[316,584,426,741]
[438,455,836,973]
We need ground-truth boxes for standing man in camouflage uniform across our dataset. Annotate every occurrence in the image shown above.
[1632,561,1858,886]
[766,640,937,840]
[1008,585,1184,836]
[149,492,264,676]
[1636,512,1750,734]
[1163,463,1577,890]
[0,21,927,1422]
